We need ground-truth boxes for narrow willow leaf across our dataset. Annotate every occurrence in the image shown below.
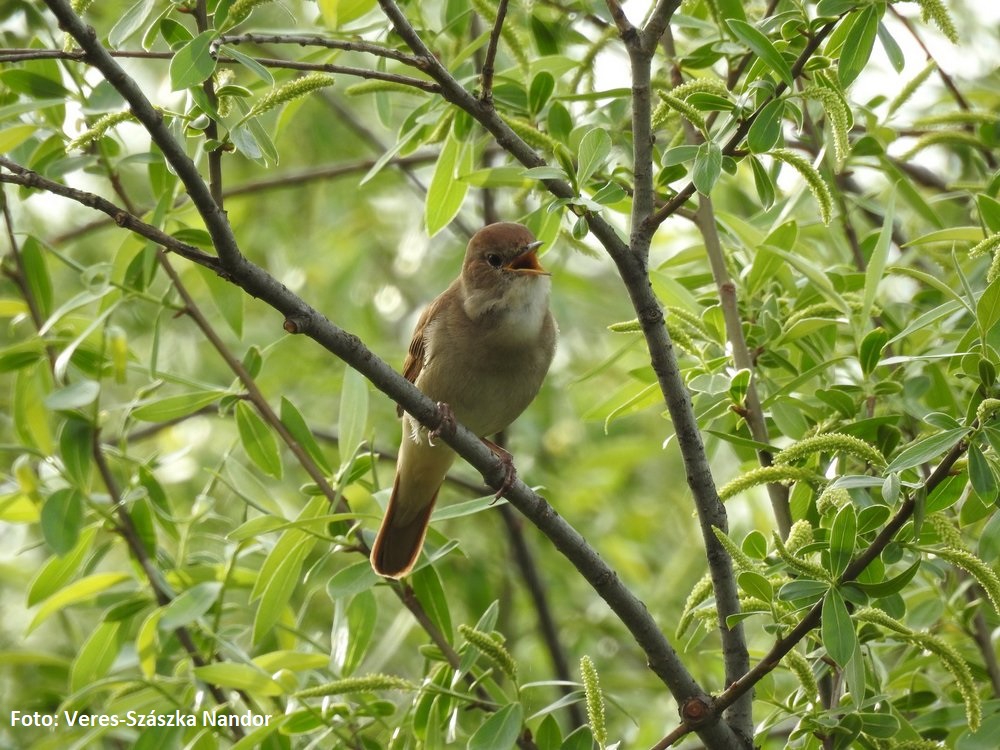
[838,6,878,87]
[747,99,784,153]
[159,582,223,630]
[829,503,858,577]
[468,703,524,750]
[169,29,218,91]
[193,663,282,695]
[863,191,894,321]
[727,19,794,87]
[750,155,775,208]
[70,620,121,693]
[412,566,453,642]
[529,71,555,115]
[885,428,967,473]
[692,140,722,194]
[426,132,470,236]
[280,397,331,474]
[236,401,282,479]
[822,587,856,667]
[28,572,132,633]
[859,327,888,377]
[108,0,155,48]
[976,279,1000,333]
[132,390,224,422]
[40,488,84,556]
[328,560,379,599]
[577,127,612,187]
[338,366,369,468]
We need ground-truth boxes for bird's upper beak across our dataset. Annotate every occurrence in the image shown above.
[505,240,549,275]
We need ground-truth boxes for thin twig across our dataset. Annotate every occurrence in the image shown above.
[218,33,426,68]
[478,0,509,104]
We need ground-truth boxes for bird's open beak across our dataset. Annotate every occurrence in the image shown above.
[505,240,549,275]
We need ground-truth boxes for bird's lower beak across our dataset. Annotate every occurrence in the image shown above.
[506,240,549,275]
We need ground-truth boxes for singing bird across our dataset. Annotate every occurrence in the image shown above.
[370,222,557,578]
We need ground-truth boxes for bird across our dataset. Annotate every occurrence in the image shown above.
[370,222,557,579]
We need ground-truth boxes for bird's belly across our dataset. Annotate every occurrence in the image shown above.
[416,345,546,437]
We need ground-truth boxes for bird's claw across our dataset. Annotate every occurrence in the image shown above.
[482,439,517,502]
[427,402,456,447]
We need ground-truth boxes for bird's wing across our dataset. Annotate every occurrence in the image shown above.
[397,295,445,417]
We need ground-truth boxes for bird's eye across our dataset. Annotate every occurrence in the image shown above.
[486,253,503,268]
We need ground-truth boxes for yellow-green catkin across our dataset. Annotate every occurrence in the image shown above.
[580,656,608,749]
[677,573,714,637]
[294,674,412,698]
[888,60,936,115]
[247,73,335,119]
[783,648,819,703]
[718,465,822,501]
[774,433,886,469]
[459,625,518,681]
[770,148,834,225]
[227,0,276,27]
[913,0,959,43]
[66,111,137,151]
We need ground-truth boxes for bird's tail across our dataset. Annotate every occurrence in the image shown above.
[370,475,439,578]
[370,435,455,578]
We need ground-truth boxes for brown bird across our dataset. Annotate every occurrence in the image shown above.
[370,222,557,579]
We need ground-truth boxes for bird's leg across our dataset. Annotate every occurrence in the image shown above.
[427,402,456,447]
[481,438,517,500]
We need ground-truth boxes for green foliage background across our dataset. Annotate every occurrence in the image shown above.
[1,0,1000,748]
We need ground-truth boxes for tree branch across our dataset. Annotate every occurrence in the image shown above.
[0,159,222,271]
[478,0,509,104]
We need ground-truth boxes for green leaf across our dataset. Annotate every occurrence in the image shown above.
[219,44,274,85]
[132,390,225,422]
[468,703,524,750]
[747,99,785,153]
[968,443,997,497]
[829,503,857,577]
[822,587,856,667]
[70,620,121,693]
[0,70,71,99]
[0,124,38,152]
[852,559,921,597]
[777,579,829,604]
[318,0,377,28]
[978,194,1000,234]
[750,155,775,208]
[45,380,100,412]
[426,132,470,236]
[692,140,723,194]
[529,71,555,115]
[859,327,888,377]
[885,428,967,473]
[169,29,218,91]
[412,565,453,642]
[863,191,894,321]
[109,0,156,47]
[743,530,768,559]
[727,19,794,87]
[159,582,223,630]
[343,589,377,676]
[876,21,905,73]
[328,560,379,599]
[839,6,879,87]
[738,571,773,602]
[193,663,282,696]
[28,525,98,605]
[576,127,612,187]
[280,397,331,474]
[40,488,84,556]
[339,366,369,467]
[20,237,52,320]
[58,417,93,488]
[197,265,244,338]
[977,279,1000,333]
[29,572,133,633]
[536,714,563,750]
[236,401,283,478]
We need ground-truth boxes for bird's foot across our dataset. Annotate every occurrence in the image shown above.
[427,402,456,447]
[482,438,517,501]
